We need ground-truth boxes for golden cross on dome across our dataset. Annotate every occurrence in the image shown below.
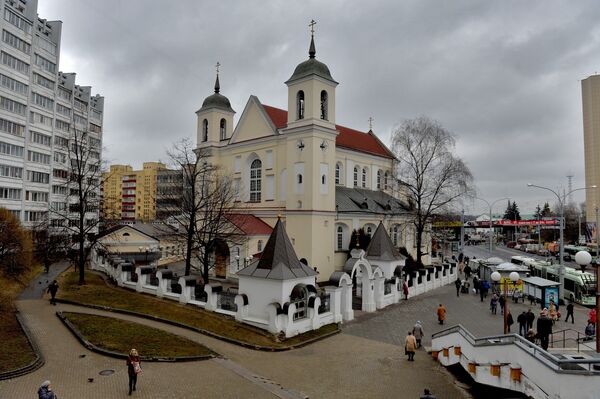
[368,117,374,130]
[215,61,221,75]
[309,19,316,36]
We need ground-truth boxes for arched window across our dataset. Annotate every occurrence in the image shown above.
[250,159,262,202]
[335,163,341,185]
[202,119,208,142]
[362,168,367,188]
[337,225,344,250]
[297,91,305,120]
[377,170,383,190]
[220,118,226,140]
[257,240,263,252]
[392,225,400,246]
[384,171,389,190]
[366,226,373,237]
[320,90,328,120]
[353,166,359,187]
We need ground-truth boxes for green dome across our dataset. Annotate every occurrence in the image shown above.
[201,92,234,113]
[287,58,336,83]
[199,74,235,113]
[286,35,337,84]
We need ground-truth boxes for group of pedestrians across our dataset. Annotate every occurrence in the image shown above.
[37,348,142,397]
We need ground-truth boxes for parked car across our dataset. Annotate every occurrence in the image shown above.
[514,244,522,250]
[537,249,550,257]
[506,241,517,248]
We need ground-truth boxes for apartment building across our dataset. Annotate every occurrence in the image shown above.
[0,0,104,229]
[102,162,169,222]
[582,75,600,223]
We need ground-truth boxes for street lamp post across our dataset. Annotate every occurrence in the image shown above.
[491,270,520,334]
[527,184,597,301]
[474,197,510,253]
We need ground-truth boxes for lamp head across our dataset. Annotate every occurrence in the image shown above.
[527,183,533,187]
[491,271,501,282]
[509,271,520,282]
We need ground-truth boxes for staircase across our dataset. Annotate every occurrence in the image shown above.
[431,325,600,399]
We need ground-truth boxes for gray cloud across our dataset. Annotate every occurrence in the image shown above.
[38,0,600,215]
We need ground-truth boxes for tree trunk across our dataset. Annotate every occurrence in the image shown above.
[416,224,423,267]
[202,250,210,284]
[184,224,193,276]
[78,207,85,285]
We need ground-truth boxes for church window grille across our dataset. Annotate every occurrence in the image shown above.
[384,171,389,190]
[362,168,367,188]
[335,163,342,185]
[297,174,303,184]
[337,226,343,250]
[250,159,262,202]
[366,226,373,237]
[392,225,400,246]
[220,118,226,140]
[353,167,359,187]
[257,240,263,252]
[320,90,328,120]
[297,91,305,120]
[202,119,208,142]
[321,174,326,185]
[377,170,382,190]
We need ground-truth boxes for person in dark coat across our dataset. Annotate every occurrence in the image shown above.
[565,302,574,324]
[473,276,479,294]
[517,311,528,336]
[537,310,553,350]
[454,279,461,297]
[526,309,535,330]
[38,380,56,399]
[47,280,59,305]
[507,311,514,332]
[420,388,437,399]
[499,295,506,314]
[126,348,141,395]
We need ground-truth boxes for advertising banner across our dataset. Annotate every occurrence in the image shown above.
[544,286,559,309]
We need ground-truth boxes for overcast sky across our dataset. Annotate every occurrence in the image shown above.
[38,0,600,216]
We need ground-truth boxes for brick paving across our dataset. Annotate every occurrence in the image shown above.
[9,262,567,398]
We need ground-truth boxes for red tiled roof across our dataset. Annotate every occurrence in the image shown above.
[262,105,395,159]
[227,214,273,235]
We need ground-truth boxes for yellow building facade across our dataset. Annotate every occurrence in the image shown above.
[102,162,166,221]
[197,34,426,281]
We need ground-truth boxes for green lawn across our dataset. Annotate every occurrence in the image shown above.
[62,312,215,358]
[0,265,42,373]
[57,270,338,349]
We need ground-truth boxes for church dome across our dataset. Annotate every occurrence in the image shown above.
[199,74,234,113]
[286,35,337,84]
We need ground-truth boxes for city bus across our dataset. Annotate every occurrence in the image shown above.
[511,256,596,306]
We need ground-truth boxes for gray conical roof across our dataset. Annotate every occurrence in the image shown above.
[237,218,318,280]
[365,222,405,261]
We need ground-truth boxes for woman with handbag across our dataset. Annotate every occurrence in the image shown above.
[126,348,141,395]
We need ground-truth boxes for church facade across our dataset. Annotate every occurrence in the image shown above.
[196,33,429,282]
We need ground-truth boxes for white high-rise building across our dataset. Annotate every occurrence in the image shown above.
[0,0,104,229]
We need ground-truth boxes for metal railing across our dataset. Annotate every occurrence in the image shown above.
[550,328,596,352]
[217,290,237,312]
[318,292,331,314]
[431,324,600,374]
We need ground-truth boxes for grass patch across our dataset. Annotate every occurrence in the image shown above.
[0,264,43,373]
[62,312,215,358]
[57,271,338,349]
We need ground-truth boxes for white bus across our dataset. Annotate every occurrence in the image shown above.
[512,256,596,306]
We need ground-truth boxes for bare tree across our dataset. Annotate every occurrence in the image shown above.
[31,220,69,273]
[0,208,32,277]
[391,116,474,266]
[49,129,104,285]
[164,138,243,280]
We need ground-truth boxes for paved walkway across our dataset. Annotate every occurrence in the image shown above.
[0,267,480,399]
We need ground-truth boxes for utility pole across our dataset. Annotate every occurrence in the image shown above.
[460,209,465,252]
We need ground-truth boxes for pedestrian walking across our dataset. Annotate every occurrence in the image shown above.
[420,388,437,399]
[499,295,506,315]
[405,331,417,361]
[517,311,527,336]
[126,348,141,395]
[526,329,536,343]
[526,309,535,331]
[565,302,574,324]
[458,252,464,263]
[38,380,57,399]
[490,294,498,315]
[464,264,472,280]
[403,280,409,300]
[412,321,424,348]
[537,309,553,351]
[585,320,596,338]
[507,311,514,332]
[437,304,446,325]
[589,308,597,324]
[454,279,461,297]
[473,276,479,294]
[47,280,59,305]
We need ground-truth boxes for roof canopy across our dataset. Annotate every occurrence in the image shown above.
[237,218,318,280]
